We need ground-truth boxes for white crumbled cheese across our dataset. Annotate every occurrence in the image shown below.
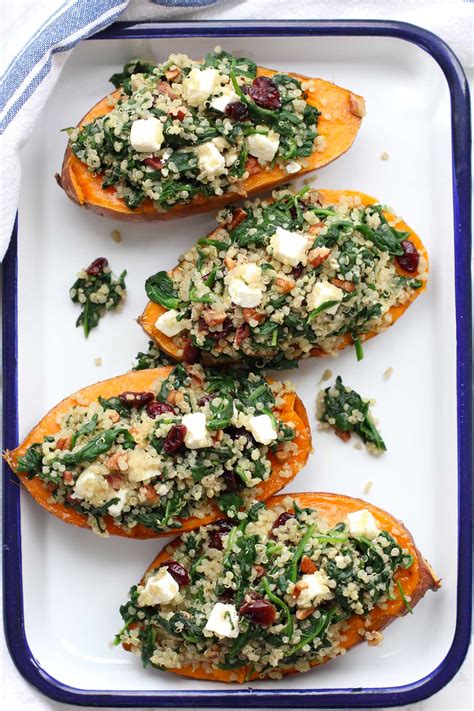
[307,280,343,314]
[210,86,240,112]
[204,603,240,638]
[248,414,277,445]
[182,67,221,107]
[130,117,164,153]
[182,412,212,449]
[246,132,280,162]
[155,309,187,338]
[347,509,380,539]
[127,449,162,483]
[195,142,226,180]
[138,568,179,607]
[71,466,110,506]
[232,262,263,289]
[297,571,332,608]
[268,226,309,267]
[228,278,262,308]
[285,160,302,174]
[108,488,128,517]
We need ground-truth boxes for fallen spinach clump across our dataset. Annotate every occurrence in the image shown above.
[319,376,386,451]
[70,258,126,337]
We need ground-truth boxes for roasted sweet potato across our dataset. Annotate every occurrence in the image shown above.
[139,189,428,365]
[118,492,439,682]
[59,54,364,221]
[4,367,311,537]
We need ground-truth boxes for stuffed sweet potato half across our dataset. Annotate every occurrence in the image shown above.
[4,365,311,537]
[59,49,364,220]
[139,187,428,368]
[117,492,439,682]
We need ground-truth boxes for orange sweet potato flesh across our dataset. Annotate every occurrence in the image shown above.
[139,190,428,363]
[4,369,311,538]
[59,68,364,221]
[129,492,439,683]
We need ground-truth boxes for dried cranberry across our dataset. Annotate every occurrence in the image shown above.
[161,559,190,587]
[118,391,155,409]
[199,317,233,340]
[182,340,200,364]
[219,588,235,603]
[209,519,234,550]
[248,76,281,110]
[234,323,250,347]
[197,393,216,406]
[143,157,163,171]
[225,101,249,121]
[224,469,242,492]
[86,257,108,276]
[396,240,420,273]
[291,264,304,280]
[239,599,276,626]
[228,426,250,441]
[271,511,295,537]
[146,401,175,419]
[163,424,187,454]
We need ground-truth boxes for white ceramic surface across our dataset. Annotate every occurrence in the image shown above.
[16,34,456,694]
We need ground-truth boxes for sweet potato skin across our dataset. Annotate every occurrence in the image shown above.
[130,492,439,683]
[4,369,311,538]
[59,68,364,220]
[138,190,428,363]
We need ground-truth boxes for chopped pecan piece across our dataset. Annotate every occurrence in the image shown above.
[349,93,366,118]
[300,555,317,574]
[308,246,331,267]
[332,278,356,292]
[275,276,296,294]
[335,427,351,442]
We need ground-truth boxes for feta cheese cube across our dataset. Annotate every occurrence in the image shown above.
[107,488,127,517]
[210,87,240,112]
[72,466,110,506]
[195,142,226,181]
[246,132,280,162]
[182,412,212,449]
[130,117,164,153]
[127,449,161,483]
[155,309,187,338]
[307,280,343,315]
[268,226,309,267]
[204,603,240,638]
[285,160,302,174]
[248,414,277,445]
[138,568,179,607]
[228,277,262,308]
[182,67,221,107]
[347,509,379,539]
[296,571,332,608]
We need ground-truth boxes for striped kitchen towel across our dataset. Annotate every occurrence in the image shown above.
[0,0,223,260]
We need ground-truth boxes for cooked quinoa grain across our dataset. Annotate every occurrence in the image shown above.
[16,365,298,534]
[146,187,426,368]
[117,498,414,677]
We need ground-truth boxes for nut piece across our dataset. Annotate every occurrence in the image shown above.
[349,93,366,118]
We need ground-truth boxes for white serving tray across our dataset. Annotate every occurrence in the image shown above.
[16,29,457,697]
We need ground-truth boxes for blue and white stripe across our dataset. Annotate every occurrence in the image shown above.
[0,0,128,133]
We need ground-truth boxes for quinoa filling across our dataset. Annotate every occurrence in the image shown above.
[68,49,321,211]
[17,366,297,534]
[117,498,414,678]
[146,187,427,367]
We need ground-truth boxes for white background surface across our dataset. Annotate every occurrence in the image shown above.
[1,7,472,711]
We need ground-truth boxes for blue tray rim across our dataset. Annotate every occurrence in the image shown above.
[2,18,471,709]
